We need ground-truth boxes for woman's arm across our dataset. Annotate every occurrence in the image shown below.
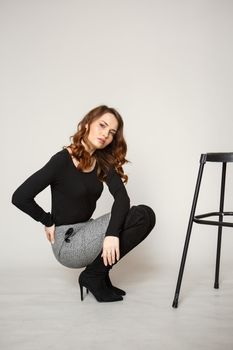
[104,167,130,237]
[11,151,66,226]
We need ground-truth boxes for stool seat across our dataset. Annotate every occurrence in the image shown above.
[205,152,233,162]
[172,152,233,308]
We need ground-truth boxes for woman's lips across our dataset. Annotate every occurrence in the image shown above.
[97,138,105,144]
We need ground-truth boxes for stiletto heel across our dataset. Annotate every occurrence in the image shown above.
[79,281,89,301]
[80,283,84,301]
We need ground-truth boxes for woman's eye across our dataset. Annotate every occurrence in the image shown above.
[99,123,115,136]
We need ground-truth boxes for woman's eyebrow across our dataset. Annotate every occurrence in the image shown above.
[100,120,117,132]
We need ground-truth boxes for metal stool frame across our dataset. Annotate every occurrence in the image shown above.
[172,153,233,308]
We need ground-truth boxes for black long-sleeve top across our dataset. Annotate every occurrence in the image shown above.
[11,148,130,237]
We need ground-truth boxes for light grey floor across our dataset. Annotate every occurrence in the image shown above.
[1,259,233,350]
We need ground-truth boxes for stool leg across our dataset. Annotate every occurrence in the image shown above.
[214,162,226,289]
[172,157,205,308]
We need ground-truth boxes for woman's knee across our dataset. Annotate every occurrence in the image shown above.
[136,204,156,231]
[123,204,156,232]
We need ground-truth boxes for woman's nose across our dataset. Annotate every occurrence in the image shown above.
[102,130,109,138]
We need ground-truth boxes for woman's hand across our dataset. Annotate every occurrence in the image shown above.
[45,224,55,244]
[101,236,120,266]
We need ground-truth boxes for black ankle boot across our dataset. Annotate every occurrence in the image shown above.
[105,272,126,296]
[78,269,123,302]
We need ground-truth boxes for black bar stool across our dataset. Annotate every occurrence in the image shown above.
[172,152,233,308]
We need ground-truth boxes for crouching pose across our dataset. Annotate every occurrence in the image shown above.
[11,105,156,303]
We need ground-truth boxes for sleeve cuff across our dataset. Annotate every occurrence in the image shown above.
[105,231,120,238]
[41,212,55,227]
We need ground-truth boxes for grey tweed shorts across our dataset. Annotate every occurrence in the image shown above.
[51,212,111,269]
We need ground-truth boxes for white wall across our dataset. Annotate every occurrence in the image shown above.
[2,0,233,269]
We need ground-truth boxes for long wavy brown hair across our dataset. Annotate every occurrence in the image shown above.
[63,105,129,183]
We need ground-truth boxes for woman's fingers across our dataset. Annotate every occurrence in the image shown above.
[102,236,120,266]
[106,250,111,265]
[102,247,118,266]
[109,249,115,265]
[102,248,112,266]
[50,231,55,244]
[102,250,108,266]
[44,224,55,244]
[116,247,120,261]
[111,248,117,264]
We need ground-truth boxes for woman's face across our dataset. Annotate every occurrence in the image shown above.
[85,113,119,154]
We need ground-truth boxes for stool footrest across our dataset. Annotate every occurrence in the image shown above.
[194,211,233,227]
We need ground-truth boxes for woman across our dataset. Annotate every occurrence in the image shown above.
[11,105,156,303]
